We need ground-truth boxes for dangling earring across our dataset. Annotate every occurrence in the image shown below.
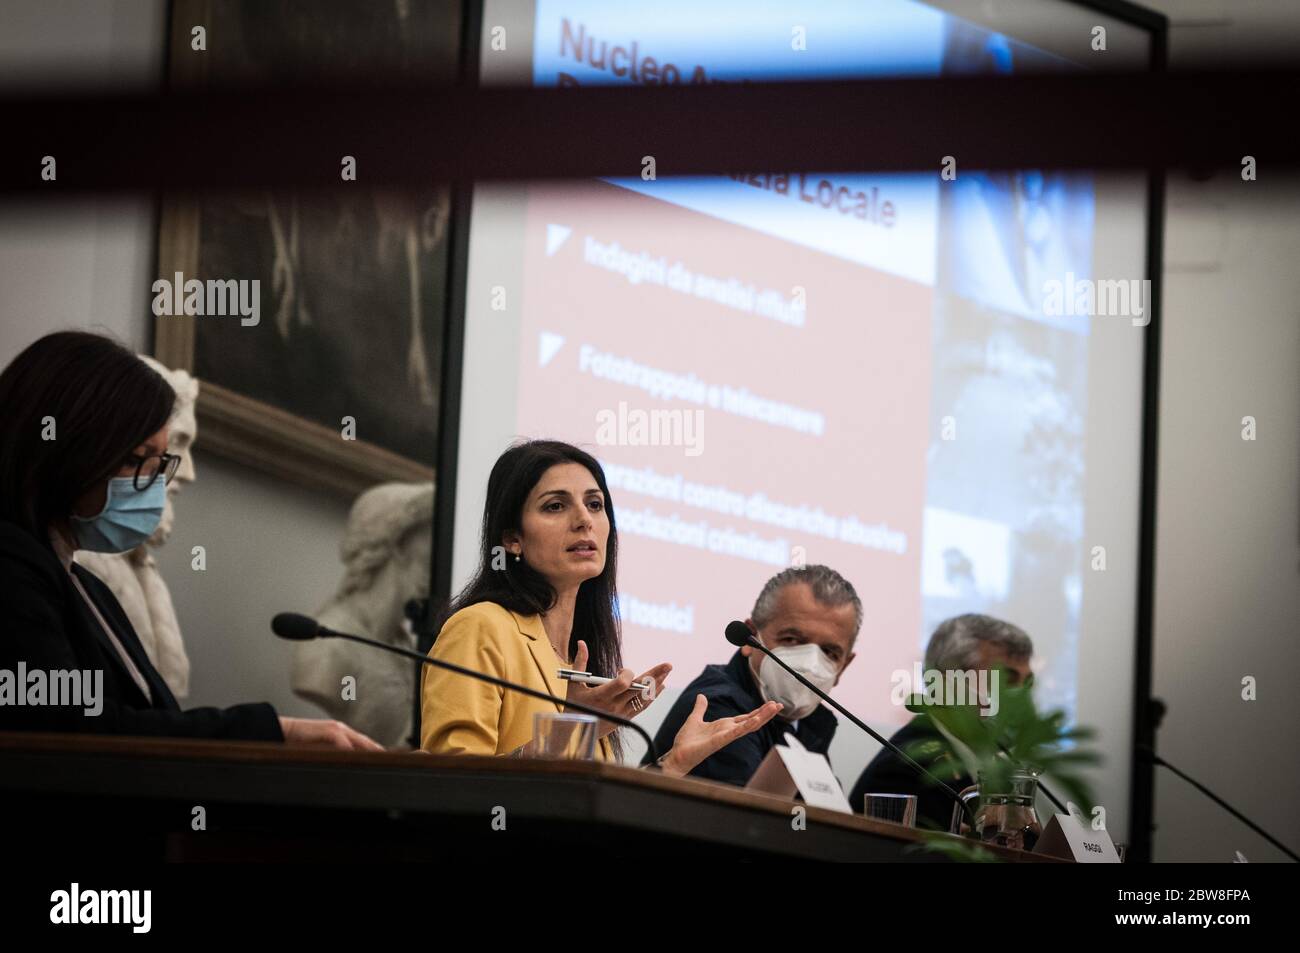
[514,552,521,563]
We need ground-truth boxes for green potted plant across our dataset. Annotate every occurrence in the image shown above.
[900,677,1101,860]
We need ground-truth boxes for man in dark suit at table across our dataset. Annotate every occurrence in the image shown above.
[849,613,1034,830]
[643,565,860,785]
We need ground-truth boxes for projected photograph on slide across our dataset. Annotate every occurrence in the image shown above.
[459,0,1149,813]
[922,292,1089,717]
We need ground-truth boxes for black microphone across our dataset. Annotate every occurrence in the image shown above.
[273,612,659,763]
[725,620,971,821]
[272,612,326,641]
[1137,744,1298,862]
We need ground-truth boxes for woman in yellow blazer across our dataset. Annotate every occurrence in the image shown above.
[421,440,780,774]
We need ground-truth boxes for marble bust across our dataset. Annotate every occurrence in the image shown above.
[291,481,434,747]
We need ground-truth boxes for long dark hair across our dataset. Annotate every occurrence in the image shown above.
[0,331,175,543]
[445,439,624,754]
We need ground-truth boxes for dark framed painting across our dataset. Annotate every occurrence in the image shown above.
[154,0,462,497]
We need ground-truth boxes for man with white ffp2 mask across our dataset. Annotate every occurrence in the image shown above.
[643,565,860,786]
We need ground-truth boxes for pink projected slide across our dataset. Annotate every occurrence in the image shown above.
[515,179,933,727]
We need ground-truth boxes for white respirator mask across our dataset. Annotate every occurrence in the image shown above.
[753,642,839,720]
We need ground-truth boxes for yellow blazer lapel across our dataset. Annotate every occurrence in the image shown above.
[512,611,617,762]
[512,610,566,710]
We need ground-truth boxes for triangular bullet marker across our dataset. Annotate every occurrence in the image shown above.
[538,332,565,367]
[546,224,572,257]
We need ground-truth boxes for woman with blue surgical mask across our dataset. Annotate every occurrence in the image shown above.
[0,330,382,749]
[68,445,175,554]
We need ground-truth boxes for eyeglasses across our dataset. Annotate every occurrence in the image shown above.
[128,452,182,491]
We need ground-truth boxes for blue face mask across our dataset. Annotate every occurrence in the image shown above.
[70,476,167,554]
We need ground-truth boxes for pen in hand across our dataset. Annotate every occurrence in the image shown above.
[557,668,656,700]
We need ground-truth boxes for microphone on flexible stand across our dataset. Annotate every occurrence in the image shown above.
[273,612,659,763]
[725,620,972,821]
[1137,744,1298,862]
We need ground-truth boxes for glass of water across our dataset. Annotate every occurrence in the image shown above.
[863,792,918,828]
[531,712,598,760]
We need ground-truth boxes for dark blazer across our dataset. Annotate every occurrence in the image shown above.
[642,649,837,785]
[0,520,282,740]
[848,715,973,830]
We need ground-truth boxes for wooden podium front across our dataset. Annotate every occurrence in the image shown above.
[0,731,1060,862]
